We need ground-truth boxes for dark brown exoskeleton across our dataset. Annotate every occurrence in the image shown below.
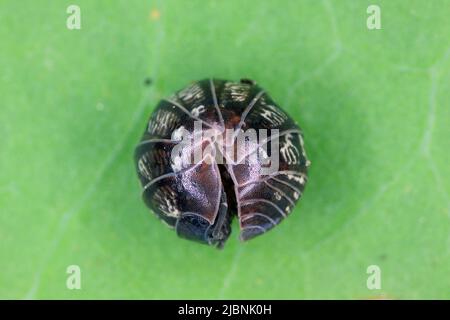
[134,79,310,248]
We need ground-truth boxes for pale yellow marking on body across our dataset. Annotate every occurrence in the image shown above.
[150,8,160,21]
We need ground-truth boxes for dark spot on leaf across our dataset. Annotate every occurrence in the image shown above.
[144,77,153,86]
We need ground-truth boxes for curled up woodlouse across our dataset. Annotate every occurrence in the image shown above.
[134,79,310,248]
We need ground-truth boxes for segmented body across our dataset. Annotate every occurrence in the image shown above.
[134,79,310,248]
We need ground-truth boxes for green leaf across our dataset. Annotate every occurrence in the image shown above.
[0,0,448,299]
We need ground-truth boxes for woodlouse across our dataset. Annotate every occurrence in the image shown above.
[134,79,310,248]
